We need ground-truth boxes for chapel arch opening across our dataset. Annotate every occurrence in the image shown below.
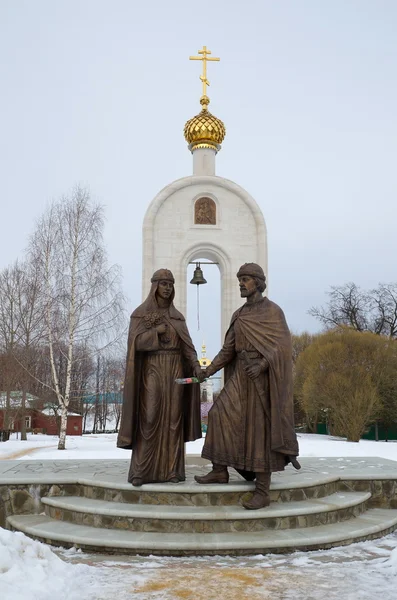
[186,254,221,369]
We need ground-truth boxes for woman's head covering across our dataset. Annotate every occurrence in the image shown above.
[132,269,181,318]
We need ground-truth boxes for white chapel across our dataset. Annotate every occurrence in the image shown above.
[142,46,267,338]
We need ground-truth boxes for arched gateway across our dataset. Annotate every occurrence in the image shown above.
[142,47,267,338]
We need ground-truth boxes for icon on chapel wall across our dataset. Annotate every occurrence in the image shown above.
[195,197,216,225]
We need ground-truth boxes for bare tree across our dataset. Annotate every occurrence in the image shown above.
[371,284,397,339]
[0,264,21,429]
[309,283,369,332]
[111,397,122,433]
[92,354,104,432]
[13,261,45,439]
[91,351,124,432]
[29,187,125,449]
[62,341,95,413]
[105,353,125,432]
[309,282,397,339]
[0,261,42,434]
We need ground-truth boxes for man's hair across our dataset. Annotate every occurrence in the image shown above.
[254,277,267,293]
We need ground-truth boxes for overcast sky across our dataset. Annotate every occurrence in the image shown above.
[1,1,396,359]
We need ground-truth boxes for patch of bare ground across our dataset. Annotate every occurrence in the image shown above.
[0,445,57,460]
[131,567,284,599]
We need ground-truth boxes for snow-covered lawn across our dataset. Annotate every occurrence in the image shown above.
[2,431,397,461]
[2,432,397,599]
[0,432,125,461]
[2,526,397,599]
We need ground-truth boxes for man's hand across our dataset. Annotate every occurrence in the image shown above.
[156,323,167,335]
[244,358,268,380]
[194,366,206,383]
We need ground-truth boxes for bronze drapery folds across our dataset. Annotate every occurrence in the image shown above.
[117,269,202,485]
[195,263,300,509]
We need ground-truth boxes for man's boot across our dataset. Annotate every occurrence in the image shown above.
[242,472,271,510]
[194,463,229,484]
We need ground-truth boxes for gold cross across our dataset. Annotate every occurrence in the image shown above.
[189,46,220,97]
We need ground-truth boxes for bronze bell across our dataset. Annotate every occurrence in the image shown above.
[190,264,207,285]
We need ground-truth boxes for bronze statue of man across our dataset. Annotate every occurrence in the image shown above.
[117,269,202,486]
[195,263,300,509]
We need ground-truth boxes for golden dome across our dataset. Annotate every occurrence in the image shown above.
[199,357,212,367]
[198,341,212,367]
[184,96,226,153]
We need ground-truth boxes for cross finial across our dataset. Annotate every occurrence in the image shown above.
[189,45,220,99]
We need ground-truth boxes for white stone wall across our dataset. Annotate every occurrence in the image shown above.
[192,147,216,176]
[142,175,267,339]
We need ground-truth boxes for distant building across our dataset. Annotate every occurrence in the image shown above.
[82,392,123,405]
[0,392,83,436]
[35,407,83,436]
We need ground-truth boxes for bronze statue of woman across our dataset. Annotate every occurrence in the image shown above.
[117,269,202,485]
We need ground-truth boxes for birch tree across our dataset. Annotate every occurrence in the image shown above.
[29,187,125,449]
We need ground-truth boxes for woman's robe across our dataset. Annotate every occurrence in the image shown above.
[117,283,202,484]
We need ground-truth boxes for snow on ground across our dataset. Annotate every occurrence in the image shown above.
[3,433,397,598]
[0,432,125,461]
[2,431,397,461]
[0,527,96,600]
[298,433,397,460]
[2,526,397,599]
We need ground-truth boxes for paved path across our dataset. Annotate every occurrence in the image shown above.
[1,456,397,487]
[0,445,57,461]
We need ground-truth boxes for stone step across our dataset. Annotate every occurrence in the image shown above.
[8,508,397,555]
[42,491,371,533]
[77,477,340,506]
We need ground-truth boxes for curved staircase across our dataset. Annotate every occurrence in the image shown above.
[7,462,397,555]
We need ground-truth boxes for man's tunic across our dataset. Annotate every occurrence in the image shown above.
[202,297,299,473]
